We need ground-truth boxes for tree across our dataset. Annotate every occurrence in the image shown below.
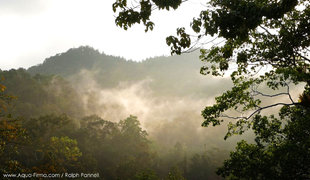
[113,0,310,178]
[73,115,156,180]
[0,81,27,174]
[32,136,82,173]
[217,105,310,179]
[165,166,186,180]
[114,116,156,179]
[186,153,216,180]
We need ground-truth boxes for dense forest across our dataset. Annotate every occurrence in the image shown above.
[1,46,238,179]
[2,0,310,179]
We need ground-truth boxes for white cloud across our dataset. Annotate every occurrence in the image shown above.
[0,0,48,15]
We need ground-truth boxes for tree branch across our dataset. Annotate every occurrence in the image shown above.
[220,102,298,120]
[251,81,295,104]
[252,90,289,98]
[296,52,310,62]
[259,25,273,36]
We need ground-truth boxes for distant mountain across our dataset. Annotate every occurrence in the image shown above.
[28,46,232,97]
[28,46,126,77]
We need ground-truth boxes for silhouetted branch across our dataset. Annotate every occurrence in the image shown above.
[251,81,295,104]
[252,91,289,98]
[221,102,298,120]
[259,25,273,36]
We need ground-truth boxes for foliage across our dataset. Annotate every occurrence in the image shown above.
[134,169,158,180]
[23,114,76,140]
[76,115,156,179]
[186,153,215,180]
[197,0,310,132]
[217,105,310,179]
[0,109,224,179]
[0,90,82,174]
[33,136,82,173]
[0,82,27,174]
[165,166,186,180]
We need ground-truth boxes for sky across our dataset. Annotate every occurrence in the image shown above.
[0,0,205,70]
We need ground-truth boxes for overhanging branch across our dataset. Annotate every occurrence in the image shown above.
[221,102,298,121]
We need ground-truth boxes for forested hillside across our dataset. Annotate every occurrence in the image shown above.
[0,69,84,118]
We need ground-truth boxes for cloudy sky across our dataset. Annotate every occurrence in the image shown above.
[0,0,205,70]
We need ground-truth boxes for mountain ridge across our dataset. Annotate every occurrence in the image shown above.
[27,46,231,97]
[27,45,203,76]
